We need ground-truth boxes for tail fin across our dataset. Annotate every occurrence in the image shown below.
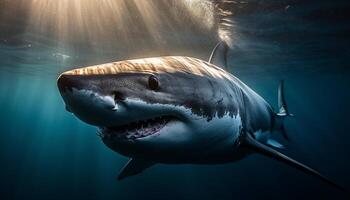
[277,80,293,117]
[274,80,293,141]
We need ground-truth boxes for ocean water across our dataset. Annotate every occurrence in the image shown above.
[0,1,349,200]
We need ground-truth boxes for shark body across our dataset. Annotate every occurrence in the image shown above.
[57,42,344,190]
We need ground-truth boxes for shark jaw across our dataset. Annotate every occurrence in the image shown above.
[98,115,177,141]
[59,85,194,144]
[58,84,242,162]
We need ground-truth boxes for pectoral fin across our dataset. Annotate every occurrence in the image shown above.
[118,158,155,180]
[243,133,346,191]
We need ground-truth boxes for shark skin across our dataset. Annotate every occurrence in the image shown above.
[57,41,346,192]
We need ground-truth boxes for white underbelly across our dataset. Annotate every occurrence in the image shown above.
[183,113,243,163]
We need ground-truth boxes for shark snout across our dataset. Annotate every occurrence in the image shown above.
[57,74,78,93]
[57,73,118,111]
[57,73,121,126]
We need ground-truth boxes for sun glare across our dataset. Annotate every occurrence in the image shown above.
[24,0,215,45]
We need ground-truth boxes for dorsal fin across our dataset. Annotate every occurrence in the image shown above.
[208,41,229,70]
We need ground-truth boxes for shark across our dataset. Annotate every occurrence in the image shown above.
[57,42,344,190]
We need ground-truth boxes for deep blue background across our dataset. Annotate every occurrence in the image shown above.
[0,1,349,199]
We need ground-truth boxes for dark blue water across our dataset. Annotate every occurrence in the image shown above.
[0,1,349,199]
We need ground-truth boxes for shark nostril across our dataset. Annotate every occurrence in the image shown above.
[112,91,126,101]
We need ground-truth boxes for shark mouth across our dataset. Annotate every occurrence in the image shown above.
[98,115,174,140]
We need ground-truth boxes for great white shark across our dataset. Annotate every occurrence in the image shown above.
[57,42,344,190]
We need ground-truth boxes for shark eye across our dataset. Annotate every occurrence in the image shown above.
[148,75,159,91]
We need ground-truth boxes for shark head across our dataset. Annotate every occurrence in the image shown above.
[57,56,241,162]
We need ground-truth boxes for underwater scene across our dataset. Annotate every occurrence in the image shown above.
[0,0,349,199]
